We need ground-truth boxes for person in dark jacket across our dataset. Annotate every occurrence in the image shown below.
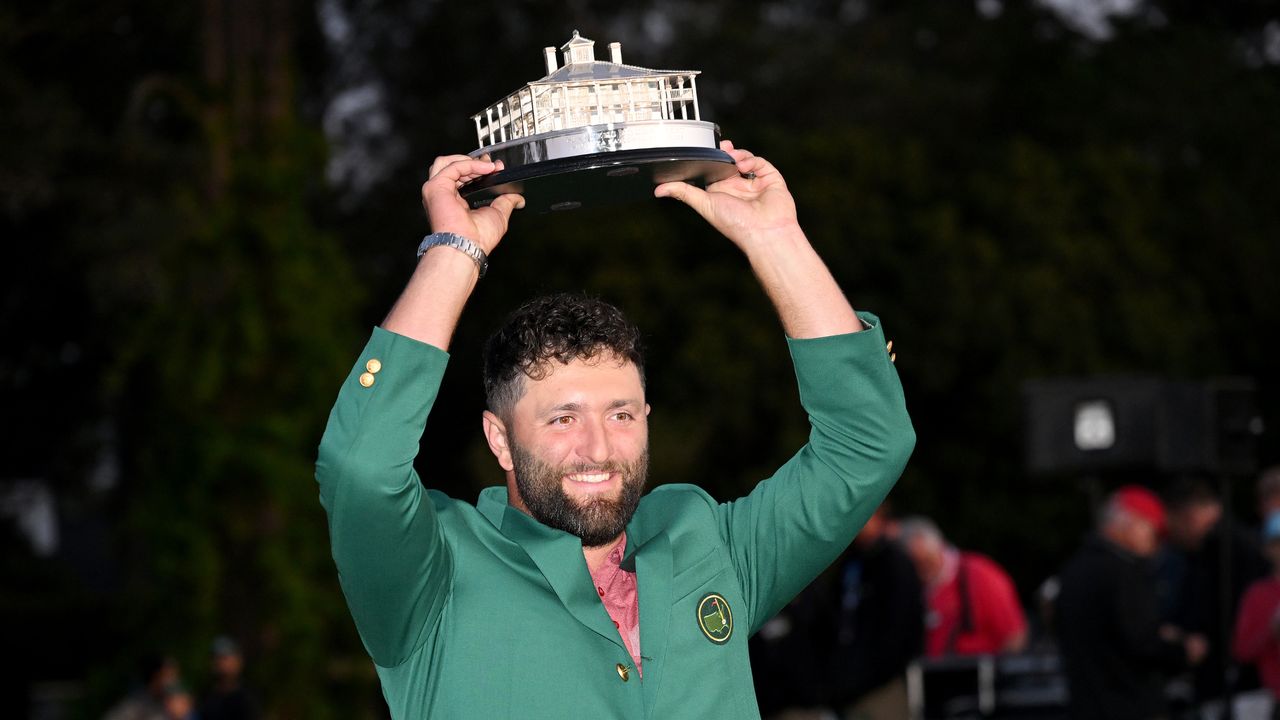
[833,506,924,717]
[198,636,259,720]
[750,504,923,720]
[1162,479,1268,704]
[1056,485,1208,720]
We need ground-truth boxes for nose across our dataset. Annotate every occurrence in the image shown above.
[576,417,612,466]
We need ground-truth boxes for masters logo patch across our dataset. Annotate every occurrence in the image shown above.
[696,592,733,644]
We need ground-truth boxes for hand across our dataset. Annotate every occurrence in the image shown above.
[421,155,524,254]
[654,140,799,250]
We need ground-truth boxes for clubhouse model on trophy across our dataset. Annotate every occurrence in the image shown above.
[460,31,739,213]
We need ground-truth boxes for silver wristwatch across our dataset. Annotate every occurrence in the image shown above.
[416,232,489,278]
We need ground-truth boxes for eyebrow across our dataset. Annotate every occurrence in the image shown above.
[547,399,642,414]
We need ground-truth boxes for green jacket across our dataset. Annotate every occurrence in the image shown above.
[316,314,914,719]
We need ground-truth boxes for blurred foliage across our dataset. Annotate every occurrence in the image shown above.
[2,0,1279,715]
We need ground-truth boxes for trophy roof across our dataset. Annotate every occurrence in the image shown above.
[533,62,699,84]
[560,30,594,52]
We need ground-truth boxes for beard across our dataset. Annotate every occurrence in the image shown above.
[511,441,649,547]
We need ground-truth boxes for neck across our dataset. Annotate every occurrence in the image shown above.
[583,534,625,574]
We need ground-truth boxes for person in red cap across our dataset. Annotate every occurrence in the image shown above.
[1054,485,1208,720]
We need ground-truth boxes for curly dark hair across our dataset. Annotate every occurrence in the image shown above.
[483,293,645,418]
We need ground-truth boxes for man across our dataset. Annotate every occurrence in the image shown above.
[750,503,923,720]
[315,142,915,719]
[1162,479,1267,704]
[198,636,258,720]
[827,504,924,718]
[899,516,1026,658]
[1056,485,1208,720]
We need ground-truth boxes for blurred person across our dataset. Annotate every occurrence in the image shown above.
[199,636,259,720]
[899,516,1027,657]
[315,145,914,718]
[1233,512,1280,714]
[1056,485,1208,720]
[104,654,179,720]
[827,503,923,719]
[163,683,196,720]
[1163,479,1267,704]
[750,503,923,720]
[749,587,833,720]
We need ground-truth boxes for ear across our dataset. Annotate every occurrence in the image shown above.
[482,410,515,472]
[645,403,652,417]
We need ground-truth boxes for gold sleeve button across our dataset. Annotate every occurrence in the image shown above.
[358,372,376,388]
[615,663,630,682]
[366,358,382,374]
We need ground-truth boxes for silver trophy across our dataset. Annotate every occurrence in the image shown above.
[460,31,738,213]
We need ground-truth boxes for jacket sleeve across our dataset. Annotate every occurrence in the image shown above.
[716,313,916,635]
[315,327,455,667]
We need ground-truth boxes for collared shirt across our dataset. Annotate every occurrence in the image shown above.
[589,533,642,675]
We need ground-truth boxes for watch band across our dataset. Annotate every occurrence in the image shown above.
[416,232,489,278]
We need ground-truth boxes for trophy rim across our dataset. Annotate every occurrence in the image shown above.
[459,146,737,213]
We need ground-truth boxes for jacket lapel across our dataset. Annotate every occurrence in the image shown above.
[496,501,624,649]
[628,532,672,714]
[480,485,675,709]
[623,502,674,713]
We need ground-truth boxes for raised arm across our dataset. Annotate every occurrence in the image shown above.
[655,140,860,339]
[384,156,525,347]
[316,159,521,666]
[657,142,914,630]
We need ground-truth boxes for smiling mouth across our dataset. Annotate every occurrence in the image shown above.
[566,472,613,484]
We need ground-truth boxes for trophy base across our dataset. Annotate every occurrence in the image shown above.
[460,147,738,214]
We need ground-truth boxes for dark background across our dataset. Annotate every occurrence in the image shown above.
[2,0,1278,716]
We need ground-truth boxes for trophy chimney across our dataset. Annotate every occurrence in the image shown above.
[543,46,557,74]
[562,30,595,65]
[608,42,622,64]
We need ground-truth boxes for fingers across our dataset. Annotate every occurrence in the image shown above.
[719,140,754,164]
[428,154,474,180]
[488,192,526,219]
[654,181,712,217]
[718,140,779,183]
[426,157,503,188]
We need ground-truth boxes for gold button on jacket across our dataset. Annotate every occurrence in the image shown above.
[616,663,630,682]
[358,372,376,388]
[366,358,382,374]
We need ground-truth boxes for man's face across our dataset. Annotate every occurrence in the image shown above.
[904,535,942,586]
[489,354,650,547]
[213,652,242,679]
[1167,501,1222,550]
[1126,517,1160,558]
